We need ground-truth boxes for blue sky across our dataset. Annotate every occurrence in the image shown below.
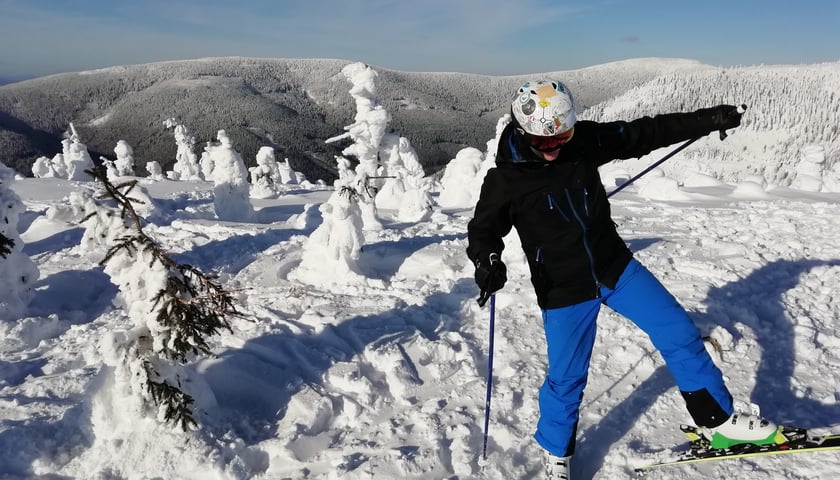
[1,0,839,81]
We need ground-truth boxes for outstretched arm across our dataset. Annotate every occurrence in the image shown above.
[594,105,745,165]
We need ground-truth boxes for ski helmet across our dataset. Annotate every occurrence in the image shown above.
[511,80,576,137]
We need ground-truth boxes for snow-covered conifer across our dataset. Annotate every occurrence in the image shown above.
[438,147,485,209]
[277,158,302,185]
[291,157,366,286]
[249,146,282,199]
[100,157,120,180]
[50,152,68,179]
[327,62,387,231]
[0,162,40,320]
[203,130,254,221]
[79,168,238,429]
[146,161,164,181]
[377,135,433,221]
[792,145,826,192]
[31,156,55,178]
[199,150,215,181]
[114,140,135,177]
[64,124,95,181]
[438,113,509,210]
[164,119,201,181]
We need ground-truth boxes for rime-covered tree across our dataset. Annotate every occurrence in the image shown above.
[0,162,39,320]
[249,146,282,199]
[327,62,432,224]
[438,114,510,209]
[113,140,135,177]
[437,147,485,209]
[164,119,202,181]
[77,168,238,429]
[277,157,305,185]
[376,135,434,222]
[326,62,387,231]
[64,124,96,181]
[31,123,95,181]
[290,157,367,287]
[203,130,254,221]
[100,140,136,180]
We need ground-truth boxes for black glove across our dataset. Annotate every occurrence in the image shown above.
[706,104,747,139]
[475,253,507,307]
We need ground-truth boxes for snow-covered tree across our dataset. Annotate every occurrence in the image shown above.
[249,146,282,199]
[100,140,136,181]
[199,149,215,181]
[291,157,366,286]
[0,162,40,320]
[64,124,95,181]
[203,130,254,221]
[30,124,95,181]
[146,161,165,181]
[376,135,433,222]
[78,168,237,429]
[31,155,56,178]
[437,147,486,209]
[792,144,826,192]
[326,62,388,231]
[164,119,201,181]
[277,158,305,185]
[438,114,510,209]
[114,140,135,177]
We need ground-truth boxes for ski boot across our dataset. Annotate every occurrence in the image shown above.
[701,411,784,449]
[543,450,571,479]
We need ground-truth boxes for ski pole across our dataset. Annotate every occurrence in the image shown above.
[481,293,496,461]
[607,136,699,198]
[607,105,746,198]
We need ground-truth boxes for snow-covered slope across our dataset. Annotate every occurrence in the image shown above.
[2,171,840,479]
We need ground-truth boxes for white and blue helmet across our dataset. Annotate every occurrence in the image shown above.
[511,80,576,137]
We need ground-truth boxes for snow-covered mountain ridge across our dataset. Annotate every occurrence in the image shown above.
[2,57,837,187]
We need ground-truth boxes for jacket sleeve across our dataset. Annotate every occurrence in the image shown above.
[467,168,512,264]
[592,107,729,165]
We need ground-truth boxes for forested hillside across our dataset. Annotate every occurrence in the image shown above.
[584,63,840,185]
[1,57,838,186]
[0,57,707,180]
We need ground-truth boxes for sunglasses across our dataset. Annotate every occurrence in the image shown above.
[528,128,575,152]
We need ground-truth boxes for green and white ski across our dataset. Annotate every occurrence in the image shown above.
[635,424,840,472]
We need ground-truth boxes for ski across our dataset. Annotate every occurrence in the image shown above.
[634,424,840,472]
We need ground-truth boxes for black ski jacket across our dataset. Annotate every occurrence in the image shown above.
[467,108,728,309]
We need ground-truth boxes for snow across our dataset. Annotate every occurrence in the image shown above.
[3,68,840,479]
[4,161,840,479]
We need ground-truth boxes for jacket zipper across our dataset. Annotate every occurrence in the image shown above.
[583,188,590,217]
[564,188,602,298]
[546,193,570,222]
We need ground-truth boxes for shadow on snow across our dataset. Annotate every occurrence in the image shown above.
[573,257,840,479]
[199,282,472,444]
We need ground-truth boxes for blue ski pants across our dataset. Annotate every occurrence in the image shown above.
[534,259,733,457]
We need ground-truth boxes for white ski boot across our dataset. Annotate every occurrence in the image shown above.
[543,450,571,479]
[702,411,782,449]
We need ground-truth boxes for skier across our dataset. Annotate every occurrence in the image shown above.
[467,80,780,479]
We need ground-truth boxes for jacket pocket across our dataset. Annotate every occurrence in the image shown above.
[531,246,552,294]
